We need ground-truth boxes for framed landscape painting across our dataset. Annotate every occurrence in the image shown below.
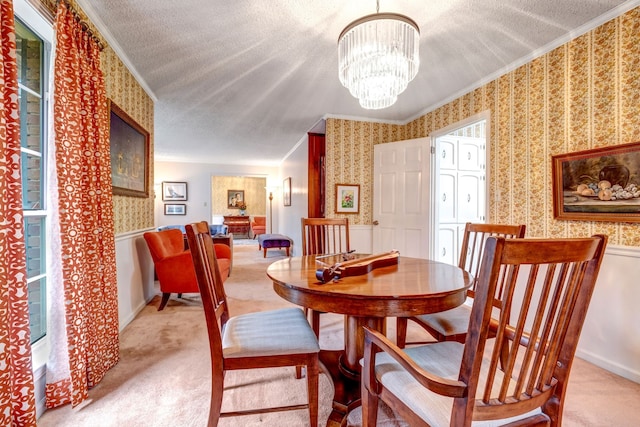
[109,101,149,198]
[552,141,640,222]
[164,203,186,215]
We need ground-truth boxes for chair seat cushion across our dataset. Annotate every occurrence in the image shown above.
[414,304,471,337]
[223,308,319,358]
[373,342,541,426]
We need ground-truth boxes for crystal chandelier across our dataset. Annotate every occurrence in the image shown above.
[338,1,420,110]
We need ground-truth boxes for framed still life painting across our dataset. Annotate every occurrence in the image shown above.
[552,141,640,223]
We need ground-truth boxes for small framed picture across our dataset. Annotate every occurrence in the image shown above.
[164,203,186,215]
[335,184,360,214]
[162,181,187,201]
[227,190,245,209]
[283,177,291,206]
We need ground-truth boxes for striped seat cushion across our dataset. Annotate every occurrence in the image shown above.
[222,307,319,358]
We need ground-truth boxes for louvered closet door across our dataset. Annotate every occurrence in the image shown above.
[457,137,484,222]
[436,134,486,266]
[437,225,457,265]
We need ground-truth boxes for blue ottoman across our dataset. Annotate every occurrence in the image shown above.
[257,234,292,257]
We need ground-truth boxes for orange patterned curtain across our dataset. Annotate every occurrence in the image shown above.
[45,1,119,408]
[0,0,38,425]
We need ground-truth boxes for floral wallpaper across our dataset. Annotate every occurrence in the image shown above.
[325,119,408,225]
[103,47,155,234]
[37,0,155,234]
[326,6,640,246]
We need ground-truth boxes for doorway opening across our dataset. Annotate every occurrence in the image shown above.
[210,176,267,238]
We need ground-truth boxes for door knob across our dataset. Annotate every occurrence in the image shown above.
[372,220,379,226]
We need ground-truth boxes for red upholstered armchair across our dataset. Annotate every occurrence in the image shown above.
[251,216,266,239]
[143,229,232,310]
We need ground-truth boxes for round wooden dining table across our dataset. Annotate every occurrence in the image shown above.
[267,254,473,426]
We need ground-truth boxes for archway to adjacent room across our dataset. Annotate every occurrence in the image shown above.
[210,175,267,238]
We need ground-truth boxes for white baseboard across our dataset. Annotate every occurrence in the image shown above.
[33,363,47,419]
[576,348,640,384]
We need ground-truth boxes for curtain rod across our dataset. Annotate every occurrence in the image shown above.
[56,0,104,50]
[24,0,106,51]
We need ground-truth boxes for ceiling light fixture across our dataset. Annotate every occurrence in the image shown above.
[338,0,420,110]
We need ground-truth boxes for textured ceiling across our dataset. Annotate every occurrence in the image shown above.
[77,0,635,166]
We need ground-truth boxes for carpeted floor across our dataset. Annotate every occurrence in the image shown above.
[38,245,640,426]
[231,238,260,246]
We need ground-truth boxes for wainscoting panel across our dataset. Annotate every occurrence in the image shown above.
[350,225,373,254]
[115,228,156,329]
[577,244,640,383]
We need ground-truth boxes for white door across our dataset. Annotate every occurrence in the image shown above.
[434,131,486,265]
[372,138,430,258]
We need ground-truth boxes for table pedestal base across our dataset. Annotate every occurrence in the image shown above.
[323,316,386,426]
[320,350,361,427]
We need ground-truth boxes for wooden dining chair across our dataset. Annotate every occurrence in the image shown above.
[301,217,350,336]
[396,222,526,348]
[185,221,320,427]
[363,234,608,427]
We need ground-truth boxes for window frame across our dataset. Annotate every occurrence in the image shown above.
[14,0,53,368]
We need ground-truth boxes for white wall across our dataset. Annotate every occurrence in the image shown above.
[279,137,309,256]
[154,161,279,230]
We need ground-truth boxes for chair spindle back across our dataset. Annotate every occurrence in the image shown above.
[458,235,607,424]
[301,218,350,256]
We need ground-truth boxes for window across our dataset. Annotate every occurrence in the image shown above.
[15,12,51,344]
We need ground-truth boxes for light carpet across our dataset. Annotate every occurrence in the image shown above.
[230,238,260,246]
[38,245,640,426]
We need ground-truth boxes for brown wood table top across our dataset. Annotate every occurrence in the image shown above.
[267,254,473,318]
[267,254,473,426]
